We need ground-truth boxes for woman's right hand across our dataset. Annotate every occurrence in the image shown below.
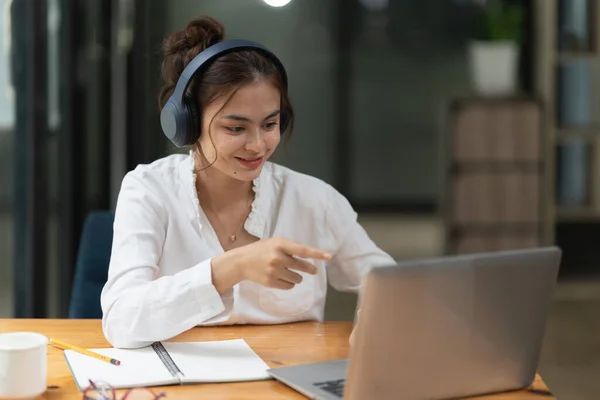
[211,236,332,293]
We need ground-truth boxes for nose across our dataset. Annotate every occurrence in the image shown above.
[245,129,266,153]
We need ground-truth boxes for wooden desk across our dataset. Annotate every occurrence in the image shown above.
[0,319,554,399]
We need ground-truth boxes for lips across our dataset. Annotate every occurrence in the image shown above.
[235,156,264,169]
[237,156,262,162]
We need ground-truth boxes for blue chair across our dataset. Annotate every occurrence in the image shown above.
[69,211,115,318]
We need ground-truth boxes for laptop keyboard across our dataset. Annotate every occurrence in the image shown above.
[313,378,346,397]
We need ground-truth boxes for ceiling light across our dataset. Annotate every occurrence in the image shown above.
[263,0,292,7]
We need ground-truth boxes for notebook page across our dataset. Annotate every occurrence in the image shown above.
[163,339,271,383]
[64,346,178,390]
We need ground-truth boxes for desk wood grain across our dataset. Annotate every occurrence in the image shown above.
[0,319,554,400]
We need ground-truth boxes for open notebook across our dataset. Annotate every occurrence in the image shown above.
[64,339,271,391]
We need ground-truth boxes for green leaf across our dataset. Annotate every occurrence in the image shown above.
[482,0,524,43]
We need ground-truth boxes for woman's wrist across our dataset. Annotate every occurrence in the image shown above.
[210,251,244,294]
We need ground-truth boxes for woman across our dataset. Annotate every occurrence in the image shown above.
[101,16,394,349]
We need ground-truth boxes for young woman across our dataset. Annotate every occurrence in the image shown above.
[100,16,394,349]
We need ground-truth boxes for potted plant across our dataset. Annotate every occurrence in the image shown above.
[469,0,525,95]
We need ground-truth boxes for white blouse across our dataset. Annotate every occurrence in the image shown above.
[101,153,394,348]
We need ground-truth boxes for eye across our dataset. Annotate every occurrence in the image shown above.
[225,126,245,133]
[264,121,278,130]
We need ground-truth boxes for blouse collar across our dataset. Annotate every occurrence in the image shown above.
[178,151,268,238]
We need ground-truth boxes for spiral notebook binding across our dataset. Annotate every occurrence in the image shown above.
[151,342,185,379]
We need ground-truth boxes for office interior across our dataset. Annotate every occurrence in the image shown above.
[0,0,598,398]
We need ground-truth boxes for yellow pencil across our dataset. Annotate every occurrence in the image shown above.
[48,338,121,366]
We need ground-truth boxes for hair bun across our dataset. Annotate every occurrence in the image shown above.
[162,16,225,58]
[184,16,224,51]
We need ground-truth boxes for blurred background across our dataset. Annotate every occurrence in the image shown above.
[0,0,598,397]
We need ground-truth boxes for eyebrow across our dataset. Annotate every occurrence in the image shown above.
[222,110,280,123]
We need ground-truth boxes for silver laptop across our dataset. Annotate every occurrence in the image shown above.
[267,246,561,400]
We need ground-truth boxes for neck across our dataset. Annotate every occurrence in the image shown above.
[194,152,253,210]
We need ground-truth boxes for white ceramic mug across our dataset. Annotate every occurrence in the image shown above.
[0,332,48,399]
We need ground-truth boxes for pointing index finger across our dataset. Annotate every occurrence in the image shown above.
[280,239,331,261]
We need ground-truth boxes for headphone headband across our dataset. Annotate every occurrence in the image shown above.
[160,39,289,147]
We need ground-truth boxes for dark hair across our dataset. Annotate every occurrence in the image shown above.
[158,16,294,154]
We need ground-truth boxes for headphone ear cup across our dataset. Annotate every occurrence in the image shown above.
[184,93,201,145]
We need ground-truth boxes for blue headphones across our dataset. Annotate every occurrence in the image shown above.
[160,39,289,147]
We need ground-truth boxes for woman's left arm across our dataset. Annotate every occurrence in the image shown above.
[324,184,395,293]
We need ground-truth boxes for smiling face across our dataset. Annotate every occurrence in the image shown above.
[197,79,282,182]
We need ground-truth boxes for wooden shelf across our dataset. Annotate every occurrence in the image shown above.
[442,98,545,255]
[534,0,600,236]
